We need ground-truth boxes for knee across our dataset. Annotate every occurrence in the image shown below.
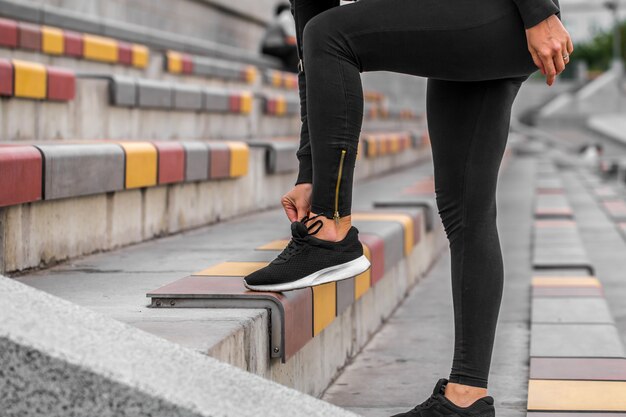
[302,12,334,58]
[302,10,352,65]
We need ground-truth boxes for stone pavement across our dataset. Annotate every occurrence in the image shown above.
[322,154,537,417]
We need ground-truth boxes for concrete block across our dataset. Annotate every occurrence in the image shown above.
[531,323,625,357]
[108,75,137,107]
[531,298,614,324]
[137,78,172,109]
[35,143,125,200]
[182,142,209,182]
[203,87,231,112]
[173,83,203,111]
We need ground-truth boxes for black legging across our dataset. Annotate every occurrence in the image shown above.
[289,0,560,389]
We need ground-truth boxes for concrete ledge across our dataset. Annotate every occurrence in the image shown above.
[0,144,431,273]
[0,275,358,417]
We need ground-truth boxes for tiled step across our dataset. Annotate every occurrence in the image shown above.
[527,158,626,415]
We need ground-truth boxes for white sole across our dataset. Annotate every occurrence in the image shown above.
[244,255,371,292]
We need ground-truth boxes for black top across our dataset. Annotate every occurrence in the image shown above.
[513,0,561,29]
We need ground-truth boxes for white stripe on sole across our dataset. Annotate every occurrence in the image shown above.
[244,255,371,292]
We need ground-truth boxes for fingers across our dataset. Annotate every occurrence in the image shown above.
[283,204,297,222]
[567,37,574,55]
[541,51,557,85]
[296,205,310,222]
[530,49,545,75]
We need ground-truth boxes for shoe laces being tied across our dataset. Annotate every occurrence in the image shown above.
[275,214,324,262]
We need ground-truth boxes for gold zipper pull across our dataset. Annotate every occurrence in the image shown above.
[333,149,347,226]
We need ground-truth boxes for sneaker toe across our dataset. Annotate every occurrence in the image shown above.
[243,267,274,287]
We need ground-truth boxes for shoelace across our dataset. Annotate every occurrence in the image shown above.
[275,214,324,261]
[412,395,438,412]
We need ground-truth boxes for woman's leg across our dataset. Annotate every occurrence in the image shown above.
[299,0,534,395]
[426,76,527,394]
[288,0,339,186]
[301,0,536,239]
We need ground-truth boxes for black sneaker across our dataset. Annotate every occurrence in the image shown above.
[243,214,371,292]
[390,378,495,417]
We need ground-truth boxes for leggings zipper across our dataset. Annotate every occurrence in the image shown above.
[333,149,347,225]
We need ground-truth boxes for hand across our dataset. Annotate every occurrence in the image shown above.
[525,14,574,86]
[281,183,312,222]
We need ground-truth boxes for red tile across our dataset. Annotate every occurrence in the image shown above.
[229,94,241,113]
[47,66,76,101]
[117,41,132,65]
[18,22,41,50]
[532,286,604,297]
[266,97,277,114]
[207,141,231,179]
[0,18,18,48]
[152,142,185,184]
[359,232,385,285]
[0,58,13,96]
[530,357,626,381]
[181,53,193,74]
[534,219,577,228]
[0,145,42,207]
[63,30,83,57]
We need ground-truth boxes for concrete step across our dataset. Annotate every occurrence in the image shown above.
[11,159,448,397]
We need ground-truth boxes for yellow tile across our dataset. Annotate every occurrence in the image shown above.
[12,59,46,99]
[389,134,400,153]
[275,95,286,116]
[117,142,157,189]
[354,243,371,300]
[194,261,269,276]
[313,282,336,336]
[225,141,249,177]
[166,50,182,73]
[351,213,414,256]
[131,44,149,68]
[256,240,289,250]
[240,91,253,114]
[83,34,118,62]
[528,379,626,411]
[244,66,257,84]
[367,136,377,157]
[271,70,282,87]
[532,276,601,287]
[41,26,64,55]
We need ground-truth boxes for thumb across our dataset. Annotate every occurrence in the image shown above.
[296,205,310,222]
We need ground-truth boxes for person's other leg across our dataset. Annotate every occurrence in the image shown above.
[288,0,339,185]
[300,0,536,241]
[426,77,527,401]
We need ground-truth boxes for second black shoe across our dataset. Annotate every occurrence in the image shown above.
[243,214,371,292]
[390,378,495,417]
